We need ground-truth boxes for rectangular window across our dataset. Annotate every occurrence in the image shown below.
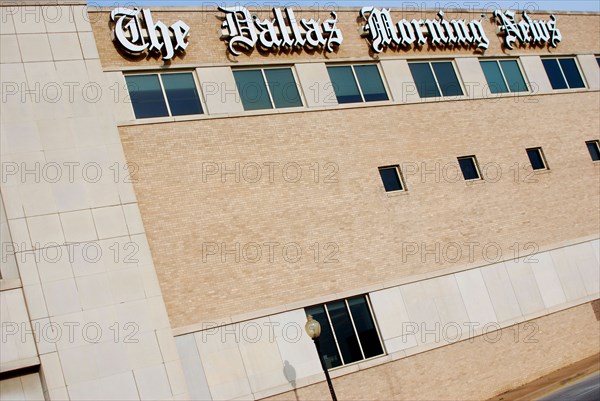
[125,72,203,119]
[305,295,384,369]
[409,61,463,98]
[378,165,405,192]
[586,140,600,161]
[480,59,528,93]
[526,148,548,170]
[233,67,303,111]
[542,58,585,90]
[327,64,389,104]
[458,156,481,181]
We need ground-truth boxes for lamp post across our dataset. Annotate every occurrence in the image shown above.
[305,315,338,401]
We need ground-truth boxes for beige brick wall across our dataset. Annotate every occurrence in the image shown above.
[119,91,600,328]
[91,9,600,69]
[261,302,600,401]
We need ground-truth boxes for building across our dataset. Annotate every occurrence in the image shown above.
[0,1,599,400]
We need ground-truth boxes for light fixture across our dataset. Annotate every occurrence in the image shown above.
[305,314,338,401]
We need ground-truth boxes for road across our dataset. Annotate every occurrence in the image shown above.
[537,371,600,401]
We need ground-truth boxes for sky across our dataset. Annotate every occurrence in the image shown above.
[89,1,600,12]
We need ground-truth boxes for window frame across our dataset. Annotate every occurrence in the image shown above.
[542,57,587,90]
[408,60,465,99]
[586,140,600,162]
[125,70,205,119]
[479,58,529,94]
[526,147,549,171]
[326,63,390,104]
[378,165,406,193]
[306,295,386,369]
[233,66,305,111]
[457,155,483,181]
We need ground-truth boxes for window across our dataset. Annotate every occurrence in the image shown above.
[586,140,600,161]
[526,148,548,170]
[542,58,585,90]
[125,72,203,119]
[378,165,405,192]
[480,59,528,94]
[305,295,384,369]
[458,156,481,181]
[327,64,389,104]
[409,61,463,98]
[233,68,303,111]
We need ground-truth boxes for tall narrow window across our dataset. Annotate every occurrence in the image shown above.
[542,58,585,90]
[480,59,528,93]
[409,61,463,98]
[327,64,389,104]
[125,72,203,119]
[233,67,303,111]
[458,156,482,181]
[305,295,384,369]
[526,148,548,171]
[586,140,600,161]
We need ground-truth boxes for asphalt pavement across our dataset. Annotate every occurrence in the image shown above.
[537,371,600,401]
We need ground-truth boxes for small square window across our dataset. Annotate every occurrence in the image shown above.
[526,148,548,170]
[327,64,389,104]
[233,67,303,111]
[458,156,481,181]
[409,61,463,98]
[378,166,405,192]
[586,140,600,161]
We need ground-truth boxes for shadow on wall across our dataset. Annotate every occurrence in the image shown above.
[592,300,600,321]
[283,360,299,401]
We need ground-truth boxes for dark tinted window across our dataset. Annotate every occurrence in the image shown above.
[481,61,508,94]
[233,70,273,111]
[305,295,384,368]
[327,301,363,365]
[458,157,481,180]
[559,58,585,89]
[305,305,342,369]
[328,66,362,104]
[354,65,389,102]
[432,62,463,96]
[543,58,585,90]
[542,59,568,89]
[409,62,441,98]
[328,65,388,104]
[264,68,302,109]
[526,148,547,170]
[347,297,384,359]
[126,75,169,119]
[499,60,528,92]
[161,73,203,116]
[379,166,403,192]
[586,141,600,161]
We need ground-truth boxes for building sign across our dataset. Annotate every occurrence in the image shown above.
[111,8,190,60]
[360,7,489,53]
[493,10,561,49]
[218,6,343,56]
[110,7,562,60]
